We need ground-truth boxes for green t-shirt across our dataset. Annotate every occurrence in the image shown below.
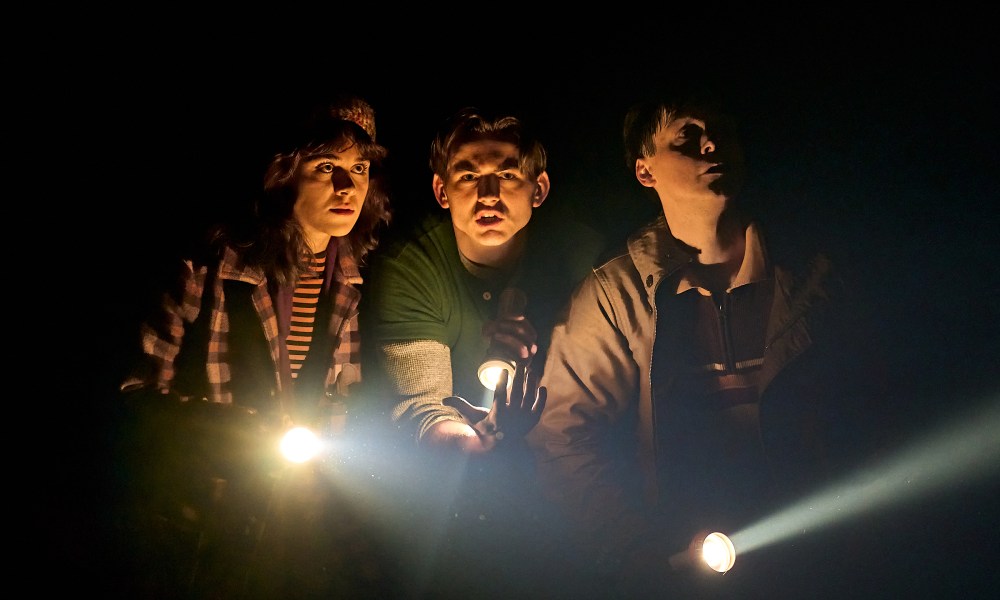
[364,208,606,413]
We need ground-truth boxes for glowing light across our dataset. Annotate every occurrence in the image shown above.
[279,426,322,463]
[668,531,736,573]
[478,358,514,390]
[701,532,736,573]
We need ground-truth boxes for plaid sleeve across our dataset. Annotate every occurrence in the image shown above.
[121,259,209,393]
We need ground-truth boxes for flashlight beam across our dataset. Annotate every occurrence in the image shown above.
[730,395,1000,555]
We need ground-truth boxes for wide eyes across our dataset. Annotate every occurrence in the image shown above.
[315,161,369,175]
[456,171,518,182]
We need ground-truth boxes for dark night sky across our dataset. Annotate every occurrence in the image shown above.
[65,23,998,597]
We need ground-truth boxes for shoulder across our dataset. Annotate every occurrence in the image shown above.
[593,239,632,272]
[593,216,666,285]
[374,212,455,264]
[364,213,460,303]
[553,248,646,338]
[558,239,642,312]
[593,248,645,305]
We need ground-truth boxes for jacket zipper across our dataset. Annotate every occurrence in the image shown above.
[717,293,736,373]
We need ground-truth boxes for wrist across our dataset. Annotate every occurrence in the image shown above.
[425,419,493,453]
[472,419,504,441]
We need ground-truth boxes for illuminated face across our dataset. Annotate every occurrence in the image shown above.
[292,142,369,252]
[635,111,744,217]
[433,139,548,262]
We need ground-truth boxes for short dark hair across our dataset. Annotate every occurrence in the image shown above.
[429,107,547,180]
[622,83,728,168]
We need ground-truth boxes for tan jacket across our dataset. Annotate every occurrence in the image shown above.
[528,215,839,567]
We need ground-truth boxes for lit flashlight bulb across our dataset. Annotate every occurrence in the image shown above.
[477,288,527,390]
[279,426,321,463]
[700,532,736,573]
[668,531,736,574]
[478,359,511,390]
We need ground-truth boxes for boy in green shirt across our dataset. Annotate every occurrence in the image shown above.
[362,106,605,597]
[366,107,603,453]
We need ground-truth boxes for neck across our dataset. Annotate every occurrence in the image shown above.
[306,233,333,255]
[663,205,745,266]
[454,228,527,273]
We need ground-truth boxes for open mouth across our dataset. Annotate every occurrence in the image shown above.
[476,214,503,226]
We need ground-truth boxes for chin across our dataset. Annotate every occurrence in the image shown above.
[475,231,513,246]
[327,221,360,238]
[709,178,743,198]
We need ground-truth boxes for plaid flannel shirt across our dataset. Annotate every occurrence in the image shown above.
[122,238,363,409]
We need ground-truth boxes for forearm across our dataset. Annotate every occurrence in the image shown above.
[379,340,464,441]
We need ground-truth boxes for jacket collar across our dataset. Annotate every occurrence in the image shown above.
[218,245,266,285]
[628,215,772,299]
[329,237,363,287]
[216,237,363,287]
[627,215,696,298]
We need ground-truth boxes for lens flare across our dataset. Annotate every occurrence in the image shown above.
[279,426,321,463]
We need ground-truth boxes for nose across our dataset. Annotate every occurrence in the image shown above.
[477,174,500,202]
[330,168,355,194]
[700,134,716,156]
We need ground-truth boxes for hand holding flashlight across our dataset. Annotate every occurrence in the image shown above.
[478,288,538,389]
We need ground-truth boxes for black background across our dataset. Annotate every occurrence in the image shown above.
[61,20,998,598]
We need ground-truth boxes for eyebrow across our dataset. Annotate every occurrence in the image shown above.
[305,152,368,162]
[304,152,339,161]
[451,157,521,172]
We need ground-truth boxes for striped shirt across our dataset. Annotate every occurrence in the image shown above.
[288,252,326,380]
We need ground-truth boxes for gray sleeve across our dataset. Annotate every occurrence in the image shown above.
[379,339,464,442]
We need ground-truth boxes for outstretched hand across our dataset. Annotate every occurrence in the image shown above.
[442,363,546,451]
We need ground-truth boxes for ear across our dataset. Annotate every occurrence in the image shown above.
[432,174,449,208]
[531,171,551,208]
[635,159,656,188]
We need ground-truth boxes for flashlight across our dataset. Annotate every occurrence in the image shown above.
[477,287,528,390]
[668,531,736,574]
[279,426,322,463]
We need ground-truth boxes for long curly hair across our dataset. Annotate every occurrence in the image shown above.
[221,95,392,288]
